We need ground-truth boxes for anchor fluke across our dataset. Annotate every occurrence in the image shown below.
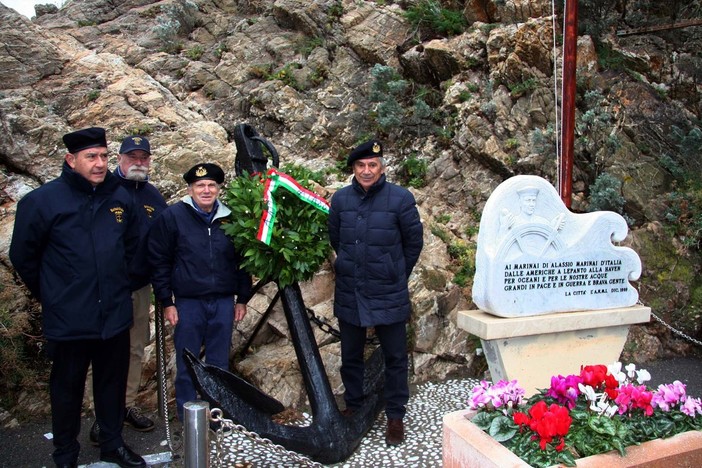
[184,282,385,464]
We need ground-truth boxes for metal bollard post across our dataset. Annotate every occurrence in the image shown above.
[183,400,210,468]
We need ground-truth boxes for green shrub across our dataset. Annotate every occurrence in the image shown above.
[588,172,627,217]
[294,36,323,58]
[86,89,100,102]
[404,0,467,37]
[398,154,428,189]
[507,78,538,98]
[185,45,204,60]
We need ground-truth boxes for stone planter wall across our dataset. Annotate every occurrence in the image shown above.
[443,409,702,467]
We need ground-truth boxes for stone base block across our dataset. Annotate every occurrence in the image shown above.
[457,306,651,396]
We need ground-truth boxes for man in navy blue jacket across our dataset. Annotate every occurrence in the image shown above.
[88,135,167,443]
[10,127,146,468]
[148,163,253,421]
[328,139,424,446]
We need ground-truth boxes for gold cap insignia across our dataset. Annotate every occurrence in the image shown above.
[132,137,142,145]
[372,142,381,153]
[195,166,207,177]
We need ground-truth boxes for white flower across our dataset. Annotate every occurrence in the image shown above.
[608,362,626,384]
[635,369,651,384]
[604,404,618,417]
[625,363,637,379]
[578,383,598,402]
[608,362,622,375]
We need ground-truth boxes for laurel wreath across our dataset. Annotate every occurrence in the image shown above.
[220,165,331,288]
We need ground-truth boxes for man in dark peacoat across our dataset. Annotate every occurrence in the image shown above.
[328,139,424,446]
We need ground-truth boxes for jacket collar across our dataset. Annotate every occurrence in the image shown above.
[182,196,231,221]
[352,173,386,196]
[61,161,118,194]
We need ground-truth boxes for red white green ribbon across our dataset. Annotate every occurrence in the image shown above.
[256,168,330,245]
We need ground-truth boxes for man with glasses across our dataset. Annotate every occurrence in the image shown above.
[148,163,253,421]
[89,136,168,443]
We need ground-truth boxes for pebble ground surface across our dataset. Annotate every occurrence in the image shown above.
[208,377,480,467]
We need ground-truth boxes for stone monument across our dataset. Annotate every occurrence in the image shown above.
[472,174,642,316]
[457,175,651,396]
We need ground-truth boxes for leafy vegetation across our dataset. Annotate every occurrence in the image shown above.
[430,224,476,287]
[397,154,428,188]
[588,172,627,218]
[368,64,442,136]
[221,165,331,288]
[404,0,467,38]
[662,126,702,251]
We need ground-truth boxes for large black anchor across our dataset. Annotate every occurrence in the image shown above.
[182,125,385,464]
[184,283,385,464]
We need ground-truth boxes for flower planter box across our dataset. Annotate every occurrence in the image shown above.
[443,409,702,467]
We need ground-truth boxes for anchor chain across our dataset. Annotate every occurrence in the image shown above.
[209,408,323,467]
[305,307,380,345]
[155,302,180,454]
[650,311,702,347]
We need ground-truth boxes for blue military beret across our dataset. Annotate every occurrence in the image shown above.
[183,163,225,184]
[62,127,107,153]
[119,135,151,154]
[347,139,383,166]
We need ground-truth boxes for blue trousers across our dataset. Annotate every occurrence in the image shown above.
[338,320,409,419]
[173,296,235,420]
[48,329,130,465]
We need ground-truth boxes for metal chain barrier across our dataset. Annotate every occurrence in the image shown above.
[650,311,702,347]
[305,307,380,345]
[209,408,323,467]
[155,301,180,456]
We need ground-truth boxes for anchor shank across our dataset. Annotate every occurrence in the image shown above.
[279,282,338,418]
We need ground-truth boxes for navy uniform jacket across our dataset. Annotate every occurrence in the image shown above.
[328,174,423,327]
[114,169,168,291]
[9,162,140,341]
[148,198,253,307]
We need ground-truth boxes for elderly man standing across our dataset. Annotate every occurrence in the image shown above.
[328,139,424,446]
[148,163,253,421]
[10,127,146,468]
[88,135,167,443]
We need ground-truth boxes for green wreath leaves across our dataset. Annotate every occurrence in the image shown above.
[221,165,331,288]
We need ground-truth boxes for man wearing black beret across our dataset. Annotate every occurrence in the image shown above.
[328,139,424,446]
[148,162,252,421]
[10,127,147,467]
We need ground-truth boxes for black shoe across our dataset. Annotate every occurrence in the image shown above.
[55,463,77,468]
[89,420,100,446]
[100,445,146,468]
[124,406,155,432]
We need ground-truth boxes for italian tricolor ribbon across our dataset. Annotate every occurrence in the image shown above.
[256,168,330,245]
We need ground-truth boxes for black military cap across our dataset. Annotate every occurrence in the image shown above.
[63,127,107,153]
[347,139,383,166]
[183,163,225,184]
[119,135,151,154]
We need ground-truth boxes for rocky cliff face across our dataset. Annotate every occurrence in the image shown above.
[1,0,700,419]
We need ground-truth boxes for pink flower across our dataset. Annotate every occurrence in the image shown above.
[615,384,654,416]
[547,374,582,409]
[652,381,687,411]
[681,397,702,417]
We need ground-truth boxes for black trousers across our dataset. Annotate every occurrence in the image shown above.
[47,329,130,465]
[338,320,409,420]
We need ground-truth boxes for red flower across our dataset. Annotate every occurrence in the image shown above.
[580,364,608,388]
[522,401,572,450]
[513,411,530,426]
